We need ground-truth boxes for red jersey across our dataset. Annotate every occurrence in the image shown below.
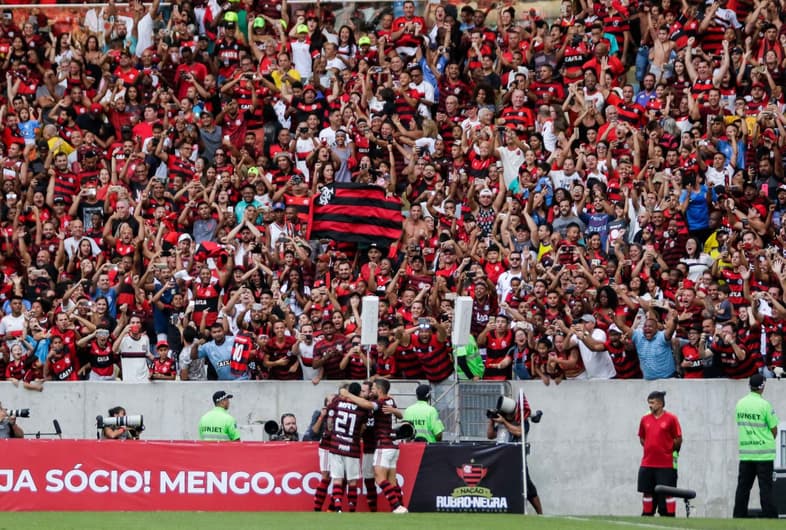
[680,344,704,379]
[373,396,398,449]
[5,359,25,380]
[89,341,117,378]
[638,411,682,468]
[264,335,301,380]
[313,333,348,380]
[484,330,513,380]
[149,357,175,378]
[328,397,368,458]
[230,332,256,377]
[407,332,453,383]
[47,351,80,381]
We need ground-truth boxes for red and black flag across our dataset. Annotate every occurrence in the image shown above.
[194,241,229,265]
[307,183,403,245]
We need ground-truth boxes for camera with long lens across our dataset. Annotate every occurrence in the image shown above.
[264,420,281,441]
[6,408,30,418]
[392,422,415,441]
[486,396,517,419]
[96,414,144,430]
[486,396,544,423]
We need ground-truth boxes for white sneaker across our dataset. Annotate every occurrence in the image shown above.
[392,506,409,514]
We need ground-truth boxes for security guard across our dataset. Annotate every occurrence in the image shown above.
[199,390,241,441]
[733,373,779,518]
[403,385,444,442]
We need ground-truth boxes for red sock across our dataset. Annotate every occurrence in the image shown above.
[379,480,401,510]
[665,497,676,516]
[313,477,330,511]
[331,483,344,512]
[364,478,378,512]
[393,482,403,504]
[347,484,358,512]
[642,496,654,516]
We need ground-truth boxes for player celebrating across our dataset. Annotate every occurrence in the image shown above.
[340,379,409,513]
[326,382,368,513]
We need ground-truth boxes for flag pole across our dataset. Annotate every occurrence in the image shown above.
[520,387,527,516]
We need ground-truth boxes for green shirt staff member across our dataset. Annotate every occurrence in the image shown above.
[199,390,241,442]
[733,374,779,518]
[403,385,444,443]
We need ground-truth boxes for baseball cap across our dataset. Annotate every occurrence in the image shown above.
[252,17,265,29]
[272,201,286,211]
[247,166,259,177]
[416,384,431,401]
[749,373,766,390]
[53,196,66,204]
[213,390,234,404]
[178,233,193,244]
[96,329,110,337]
[608,324,622,334]
[579,314,596,324]
[479,188,493,197]
[156,340,169,349]
[303,84,316,94]
[224,11,239,23]
[358,35,371,46]
[296,23,309,34]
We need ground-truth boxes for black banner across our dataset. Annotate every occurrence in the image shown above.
[409,443,524,513]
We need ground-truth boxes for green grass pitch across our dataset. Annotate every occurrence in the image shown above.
[1,513,783,530]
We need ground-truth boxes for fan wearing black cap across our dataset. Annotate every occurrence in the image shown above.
[637,390,682,517]
[733,373,779,518]
[402,384,444,443]
[198,390,240,441]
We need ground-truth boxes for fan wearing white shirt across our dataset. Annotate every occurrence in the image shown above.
[704,152,734,187]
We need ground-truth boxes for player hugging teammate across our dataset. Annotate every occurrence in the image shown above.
[314,380,408,514]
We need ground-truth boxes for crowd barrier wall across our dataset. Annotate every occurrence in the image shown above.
[1,379,784,517]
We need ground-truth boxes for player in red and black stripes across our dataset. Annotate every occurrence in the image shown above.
[326,382,368,513]
[312,392,337,512]
[340,378,408,513]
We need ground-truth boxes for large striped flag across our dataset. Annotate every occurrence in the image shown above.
[307,183,403,245]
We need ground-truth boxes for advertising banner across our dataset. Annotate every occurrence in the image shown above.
[409,443,524,513]
[0,440,422,511]
[0,440,521,512]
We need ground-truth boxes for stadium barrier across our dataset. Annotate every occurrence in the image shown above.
[0,440,522,513]
[2,380,785,517]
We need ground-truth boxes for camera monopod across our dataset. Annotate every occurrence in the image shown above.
[23,420,63,439]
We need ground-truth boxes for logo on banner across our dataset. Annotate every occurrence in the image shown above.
[435,459,508,512]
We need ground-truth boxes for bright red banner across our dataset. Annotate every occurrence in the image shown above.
[0,440,426,512]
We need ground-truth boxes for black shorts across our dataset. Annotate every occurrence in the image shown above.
[637,466,677,494]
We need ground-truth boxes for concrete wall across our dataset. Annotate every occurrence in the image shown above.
[1,379,784,518]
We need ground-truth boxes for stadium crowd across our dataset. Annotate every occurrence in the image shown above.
[0,0,784,386]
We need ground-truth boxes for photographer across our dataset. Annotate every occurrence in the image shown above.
[101,406,141,440]
[270,413,300,441]
[486,395,543,514]
[0,404,25,439]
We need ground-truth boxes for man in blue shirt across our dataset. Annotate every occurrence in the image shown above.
[191,321,249,380]
[617,311,677,380]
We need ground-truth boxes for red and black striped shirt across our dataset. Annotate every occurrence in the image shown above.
[328,398,368,458]
[409,332,454,383]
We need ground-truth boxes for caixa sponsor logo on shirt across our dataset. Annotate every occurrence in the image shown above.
[434,463,510,512]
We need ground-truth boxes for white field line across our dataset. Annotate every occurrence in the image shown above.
[555,515,692,530]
